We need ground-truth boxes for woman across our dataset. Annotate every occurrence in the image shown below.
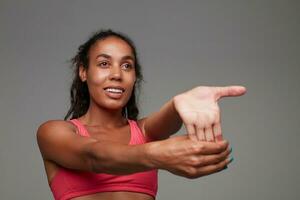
[37,29,246,200]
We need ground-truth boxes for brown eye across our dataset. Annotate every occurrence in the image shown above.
[98,61,109,68]
[122,63,133,70]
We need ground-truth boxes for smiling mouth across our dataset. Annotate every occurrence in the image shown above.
[104,88,124,93]
[103,87,125,99]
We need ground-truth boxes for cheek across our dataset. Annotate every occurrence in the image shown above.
[88,70,109,86]
[126,77,136,92]
[123,74,136,95]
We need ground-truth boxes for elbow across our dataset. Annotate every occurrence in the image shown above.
[85,141,119,174]
[87,152,102,173]
[84,141,105,173]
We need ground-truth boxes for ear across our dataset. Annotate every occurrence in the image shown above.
[79,65,87,82]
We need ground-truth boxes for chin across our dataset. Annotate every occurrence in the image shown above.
[101,100,126,110]
[93,93,129,111]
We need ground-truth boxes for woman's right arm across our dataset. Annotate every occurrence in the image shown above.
[36,120,153,174]
[37,120,232,178]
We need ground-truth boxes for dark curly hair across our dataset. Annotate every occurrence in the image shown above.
[64,29,144,120]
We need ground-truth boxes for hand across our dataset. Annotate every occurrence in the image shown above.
[173,86,246,141]
[148,135,232,179]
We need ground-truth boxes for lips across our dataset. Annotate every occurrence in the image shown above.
[103,86,125,92]
[103,86,125,99]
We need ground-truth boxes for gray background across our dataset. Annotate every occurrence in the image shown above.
[0,0,299,199]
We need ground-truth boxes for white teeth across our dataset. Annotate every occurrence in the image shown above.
[105,88,123,93]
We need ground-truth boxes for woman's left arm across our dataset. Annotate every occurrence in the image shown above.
[138,98,183,141]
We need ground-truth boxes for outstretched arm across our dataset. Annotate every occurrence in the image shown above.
[37,120,155,175]
[37,120,232,177]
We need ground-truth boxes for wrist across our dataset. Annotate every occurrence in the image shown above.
[172,96,183,124]
[143,141,164,170]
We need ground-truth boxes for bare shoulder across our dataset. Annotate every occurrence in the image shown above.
[36,120,77,159]
[36,119,78,143]
[36,119,97,171]
[37,119,75,133]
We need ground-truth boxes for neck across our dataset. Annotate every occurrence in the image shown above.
[79,101,127,128]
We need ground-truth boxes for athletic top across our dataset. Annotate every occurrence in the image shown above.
[49,118,158,200]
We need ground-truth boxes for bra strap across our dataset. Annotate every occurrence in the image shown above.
[128,120,147,144]
[69,119,90,137]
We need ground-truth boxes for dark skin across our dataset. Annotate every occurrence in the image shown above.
[37,37,235,200]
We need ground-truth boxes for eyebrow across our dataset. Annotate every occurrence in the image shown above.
[96,53,134,61]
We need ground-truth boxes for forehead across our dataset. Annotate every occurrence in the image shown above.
[88,36,134,59]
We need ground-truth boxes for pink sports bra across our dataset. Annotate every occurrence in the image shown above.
[50,119,158,200]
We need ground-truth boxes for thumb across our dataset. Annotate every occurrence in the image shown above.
[214,85,247,100]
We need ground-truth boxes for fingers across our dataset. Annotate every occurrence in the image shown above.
[198,140,229,155]
[196,125,206,141]
[183,146,233,179]
[195,156,233,177]
[213,123,223,141]
[197,145,232,167]
[204,126,214,142]
[214,85,247,100]
[186,124,198,141]
[187,124,209,142]
[194,124,222,142]
[187,122,225,144]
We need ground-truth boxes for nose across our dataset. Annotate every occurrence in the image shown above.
[109,65,122,81]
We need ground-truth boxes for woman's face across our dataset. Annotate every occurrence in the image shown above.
[80,36,136,111]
